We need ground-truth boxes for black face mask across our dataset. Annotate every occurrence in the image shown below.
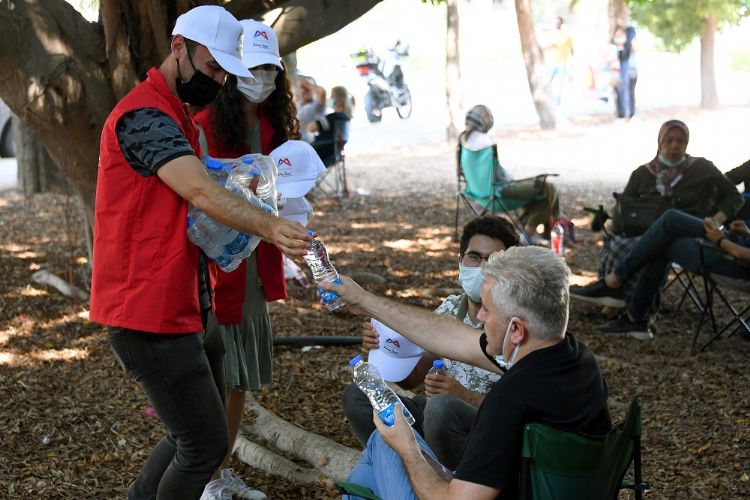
[175,49,222,106]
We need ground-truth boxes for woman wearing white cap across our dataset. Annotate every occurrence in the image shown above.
[193,19,299,498]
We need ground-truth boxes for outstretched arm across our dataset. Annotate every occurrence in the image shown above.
[319,276,500,372]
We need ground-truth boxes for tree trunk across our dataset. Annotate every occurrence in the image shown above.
[15,120,71,196]
[700,15,719,109]
[445,0,463,141]
[608,0,628,37]
[514,0,556,129]
[0,0,382,231]
[235,394,360,482]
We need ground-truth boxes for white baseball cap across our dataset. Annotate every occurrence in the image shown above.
[240,19,283,70]
[271,140,326,198]
[172,6,252,78]
[278,196,313,226]
[368,319,424,382]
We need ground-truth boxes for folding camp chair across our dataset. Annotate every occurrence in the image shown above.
[312,118,350,198]
[519,396,649,500]
[691,241,750,353]
[454,143,557,240]
[657,263,705,319]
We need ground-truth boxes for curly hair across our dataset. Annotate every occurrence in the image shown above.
[209,69,300,152]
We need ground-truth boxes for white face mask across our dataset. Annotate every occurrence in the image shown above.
[458,263,483,302]
[236,69,277,103]
[658,153,686,168]
[494,316,521,371]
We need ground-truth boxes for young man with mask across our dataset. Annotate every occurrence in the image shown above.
[90,6,311,499]
[322,247,611,499]
[341,215,519,470]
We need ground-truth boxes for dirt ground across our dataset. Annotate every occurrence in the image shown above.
[1,107,749,498]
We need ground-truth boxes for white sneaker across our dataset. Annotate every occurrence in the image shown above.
[220,469,268,499]
[200,479,232,500]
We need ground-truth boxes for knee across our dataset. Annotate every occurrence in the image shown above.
[423,394,459,434]
[342,382,370,416]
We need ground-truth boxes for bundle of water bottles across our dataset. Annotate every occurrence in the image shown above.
[187,154,278,273]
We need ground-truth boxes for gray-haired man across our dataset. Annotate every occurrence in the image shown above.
[322,246,611,499]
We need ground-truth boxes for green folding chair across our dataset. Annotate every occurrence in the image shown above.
[454,143,556,241]
[519,396,649,500]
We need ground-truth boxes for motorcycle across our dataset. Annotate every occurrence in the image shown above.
[350,41,412,123]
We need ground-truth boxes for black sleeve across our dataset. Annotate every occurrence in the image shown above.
[116,108,195,177]
[453,389,525,490]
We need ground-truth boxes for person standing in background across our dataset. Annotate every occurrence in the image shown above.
[613,25,637,119]
[545,16,574,106]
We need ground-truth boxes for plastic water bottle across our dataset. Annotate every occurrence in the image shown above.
[426,359,445,397]
[303,231,346,311]
[550,222,564,255]
[349,354,415,427]
[427,359,445,376]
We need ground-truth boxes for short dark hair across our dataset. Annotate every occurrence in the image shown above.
[459,215,520,255]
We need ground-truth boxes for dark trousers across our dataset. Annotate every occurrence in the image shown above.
[108,328,229,500]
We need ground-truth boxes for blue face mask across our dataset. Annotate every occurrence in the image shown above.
[458,263,483,302]
[658,153,686,167]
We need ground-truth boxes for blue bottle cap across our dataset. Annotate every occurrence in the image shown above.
[204,157,222,170]
[306,230,314,237]
[349,354,362,366]
[432,359,444,369]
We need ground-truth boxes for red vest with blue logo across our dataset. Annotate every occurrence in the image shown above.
[90,67,203,333]
[193,107,287,324]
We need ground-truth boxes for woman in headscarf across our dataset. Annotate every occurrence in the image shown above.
[571,119,743,339]
[458,104,561,246]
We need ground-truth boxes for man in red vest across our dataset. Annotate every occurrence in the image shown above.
[90,5,311,498]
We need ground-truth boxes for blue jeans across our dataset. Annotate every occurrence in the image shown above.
[615,61,632,118]
[345,430,444,500]
[108,328,228,500]
[342,384,476,470]
[613,209,750,321]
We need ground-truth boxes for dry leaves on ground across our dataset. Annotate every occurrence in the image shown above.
[1,187,749,499]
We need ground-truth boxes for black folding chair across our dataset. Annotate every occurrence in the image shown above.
[691,241,750,352]
[312,118,350,198]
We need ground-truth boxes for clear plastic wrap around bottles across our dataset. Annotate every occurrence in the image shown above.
[349,355,415,427]
[302,232,345,311]
[187,154,279,272]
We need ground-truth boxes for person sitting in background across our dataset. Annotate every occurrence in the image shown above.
[460,104,561,246]
[571,209,750,340]
[725,158,750,220]
[575,119,742,337]
[324,247,611,500]
[309,85,353,166]
[341,215,519,470]
[296,76,326,143]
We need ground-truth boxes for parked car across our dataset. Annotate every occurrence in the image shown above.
[0,99,15,158]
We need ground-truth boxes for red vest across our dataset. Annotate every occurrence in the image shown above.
[90,68,203,333]
[193,107,287,324]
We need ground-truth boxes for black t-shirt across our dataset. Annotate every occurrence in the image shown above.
[454,333,612,499]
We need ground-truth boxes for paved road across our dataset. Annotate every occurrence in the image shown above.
[0,158,16,191]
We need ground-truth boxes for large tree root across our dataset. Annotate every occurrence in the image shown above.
[235,395,360,484]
